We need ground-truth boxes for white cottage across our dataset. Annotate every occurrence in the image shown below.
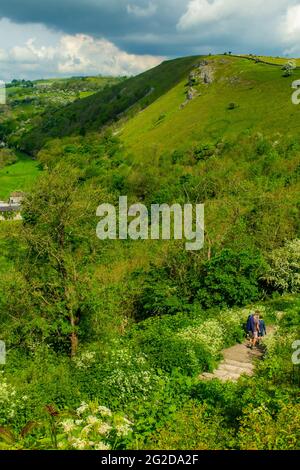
[0,192,24,221]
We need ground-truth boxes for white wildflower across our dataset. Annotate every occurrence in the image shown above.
[61,419,76,433]
[76,402,89,415]
[98,406,112,417]
[86,415,100,425]
[95,442,111,450]
[70,437,87,450]
[82,424,92,435]
[97,423,112,436]
[116,424,132,437]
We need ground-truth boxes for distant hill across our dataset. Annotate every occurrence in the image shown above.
[19,56,200,154]
[118,55,300,160]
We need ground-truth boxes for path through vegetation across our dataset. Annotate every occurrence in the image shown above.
[200,327,275,382]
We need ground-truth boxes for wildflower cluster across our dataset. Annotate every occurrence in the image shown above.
[73,350,97,370]
[177,320,225,358]
[0,373,28,425]
[58,403,133,450]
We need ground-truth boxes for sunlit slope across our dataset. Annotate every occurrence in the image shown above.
[120,55,300,159]
[20,56,200,154]
[254,56,300,66]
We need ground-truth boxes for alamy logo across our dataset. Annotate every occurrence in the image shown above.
[96,197,204,251]
[292,340,300,365]
[0,81,6,105]
[291,79,300,105]
[0,340,6,365]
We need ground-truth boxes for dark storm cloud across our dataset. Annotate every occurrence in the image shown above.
[0,0,189,55]
[0,0,300,81]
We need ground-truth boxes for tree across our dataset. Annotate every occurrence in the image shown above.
[196,249,266,308]
[262,239,300,294]
[282,60,296,77]
[19,162,105,356]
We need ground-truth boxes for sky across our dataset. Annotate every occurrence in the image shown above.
[0,0,300,80]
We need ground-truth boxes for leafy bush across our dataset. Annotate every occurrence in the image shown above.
[0,373,29,426]
[88,346,163,408]
[0,148,17,169]
[177,320,224,358]
[237,403,300,449]
[129,313,230,375]
[216,308,246,347]
[197,249,266,308]
[136,277,186,320]
[146,402,233,450]
[194,143,216,161]
[262,239,300,294]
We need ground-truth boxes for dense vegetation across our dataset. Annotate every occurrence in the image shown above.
[0,55,299,450]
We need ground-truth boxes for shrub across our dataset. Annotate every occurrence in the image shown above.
[197,249,266,308]
[282,60,296,77]
[194,143,216,161]
[146,402,233,450]
[262,239,300,294]
[237,403,300,450]
[177,320,224,358]
[129,313,231,376]
[216,308,246,346]
[0,373,29,427]
[136,273,187,321]
[228,102,237,110]
[0,148,17,169]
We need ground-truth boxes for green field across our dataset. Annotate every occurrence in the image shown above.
[0,151,40,199]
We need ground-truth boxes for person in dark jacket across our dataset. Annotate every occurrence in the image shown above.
[246,311,260,349]
[259,316,267,338]
[246,313,255,336]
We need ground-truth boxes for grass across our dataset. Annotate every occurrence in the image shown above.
[20,56,201,154]
[254,56,300,66]
[119,55,300,160]
[0,151,41,200]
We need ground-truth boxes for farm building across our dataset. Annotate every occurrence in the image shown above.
[0,192,24,221]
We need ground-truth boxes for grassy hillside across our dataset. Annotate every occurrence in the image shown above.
[0,75,123,150]
[18,54,300,157]
[254,56,300,66]
[19,56,201,154]
[119,55,300,159]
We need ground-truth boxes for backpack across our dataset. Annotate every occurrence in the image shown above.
[246,314,254,333]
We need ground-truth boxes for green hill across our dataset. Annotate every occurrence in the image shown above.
[18,54,300,157]
[119,55,300,159]
[20,56,200,154]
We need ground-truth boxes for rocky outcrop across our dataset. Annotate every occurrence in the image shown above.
[200,65,214,84]
[187,87,198,100]
[180,62,214,109]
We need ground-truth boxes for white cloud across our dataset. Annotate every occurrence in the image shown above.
[56,34,163,76]
[2,2,300,80]
[127,2,157,18]
[177,0,293,31]
[175,0,300,57]
[0,19,163,80]
[281,3,300,54]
